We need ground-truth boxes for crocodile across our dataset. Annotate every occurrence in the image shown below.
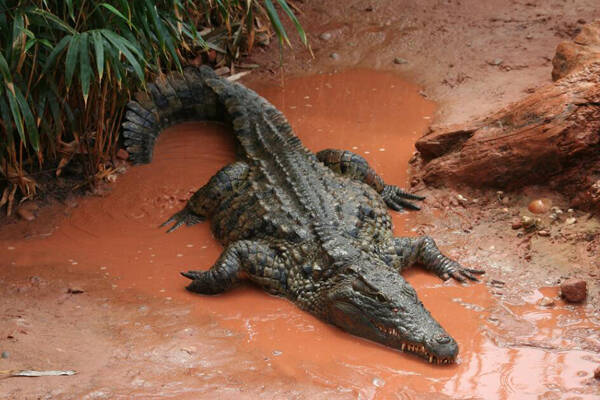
[122,66,483,364]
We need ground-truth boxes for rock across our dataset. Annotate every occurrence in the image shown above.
[67,287,85,294]
[565,217,577,225]
[537,230,550,237]
[528,198,552,214]
[511,217,522,229]
[560,278,587,303]
[394,57,408,65]
[1,351,8,359]
[520,215,534,228]
[372,377,385,387]
[552,20,600,81]
[329,52,339,60]
[116,148,129,160]
[487,58,503,66]
[538,296,555,307]
[594,366,600,380]
[319,32,332,41]
[16,207,36,221]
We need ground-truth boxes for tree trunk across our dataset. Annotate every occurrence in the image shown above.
[414,21,600,210]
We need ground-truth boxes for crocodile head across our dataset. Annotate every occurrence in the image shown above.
[325,263,458,364]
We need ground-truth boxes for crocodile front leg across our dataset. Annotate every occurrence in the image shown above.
[182,240,287,295]
[316,149,424,211]
[161,161,250,232]
[381,236,484,282]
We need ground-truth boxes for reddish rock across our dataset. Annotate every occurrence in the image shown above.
[116,148,129,160]
[552,20,600,81]
[560,278,587,303]
[511,217,522,230]
[594,366,600,380]
[528,199,552,214]
[16,207,35,221]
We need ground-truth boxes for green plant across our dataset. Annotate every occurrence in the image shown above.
[0,0,306,214]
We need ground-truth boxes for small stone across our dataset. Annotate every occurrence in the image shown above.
[577,18,587,24]
[501,196,510,205]
[116,148,129,160]
[329,52,340,60]
[393,57,408,65]
[528,198,552,214]
[16,207,35,221]
[272,350,282,356]
[488,58,503,66]
[521,215,534,228]
[594,366,600,380]
[319,32,332,41]
[560,278,587,303]
[372,377,385,387]
[538,297,554,307]
[1,351,8,359]
[456,194,468,205]
[67,287,85,294]
[565,217,577,225]
[537,230,550,237]
[511,217,522,230]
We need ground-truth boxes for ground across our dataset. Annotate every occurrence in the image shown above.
[1,1,599,399]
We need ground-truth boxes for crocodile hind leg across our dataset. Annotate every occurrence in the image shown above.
[381,236,484,282]
[161,161,250,232]
[182,240,286,295]
[316,149,424,211]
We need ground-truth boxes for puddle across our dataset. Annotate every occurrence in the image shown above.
[1,69,598,399]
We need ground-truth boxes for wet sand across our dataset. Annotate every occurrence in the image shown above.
[1,70,599,399]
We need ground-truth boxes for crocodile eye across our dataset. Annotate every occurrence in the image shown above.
[352,279,387,302]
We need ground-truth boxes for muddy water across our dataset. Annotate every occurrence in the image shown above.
[1,70,599,399]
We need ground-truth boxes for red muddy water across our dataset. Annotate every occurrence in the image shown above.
[1,70,598,399]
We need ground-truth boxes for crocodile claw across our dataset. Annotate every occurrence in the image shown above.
[440,264,485,283]
[382,185,425,212]
[161,207,205,233]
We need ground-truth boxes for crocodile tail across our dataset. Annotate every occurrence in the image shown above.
[122,66,224,164]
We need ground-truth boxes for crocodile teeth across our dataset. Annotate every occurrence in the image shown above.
[429,355,433,363]
[401,343,406,351]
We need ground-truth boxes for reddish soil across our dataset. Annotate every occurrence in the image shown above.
[2,1,600,399]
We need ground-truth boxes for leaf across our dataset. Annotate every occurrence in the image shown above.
[5,87,25,145]
[0,52,11,84]
[30,9,77,35]
[100,3,131,27]
[264,0,290,46]
[14,86,40,152]
[101,30,144,82]
[277,0,307,46]
[79,32,92,105]
[91,31,104,81]
[64,33,80,88]
[41,35,71,76]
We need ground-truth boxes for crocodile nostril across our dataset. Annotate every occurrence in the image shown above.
[435,334,451,344]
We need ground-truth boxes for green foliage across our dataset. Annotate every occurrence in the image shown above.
[0,0,306,208]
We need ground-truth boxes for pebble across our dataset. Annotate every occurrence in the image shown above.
[488,58,503,66]
[393,57,408,65]
[560,278,587,303]
[329,52,340,60]
[319,32,332,41]
[595,366,600,380]
[511,217,522,230]
[528,198,552,214]
[67,287,85,294]
[116,148,129,160]
[538,297,555,307]
[17,207,36,221]
[565,217,577,225]
[1,351,8,359]
[372,377,385,387]
[537,230,550,237]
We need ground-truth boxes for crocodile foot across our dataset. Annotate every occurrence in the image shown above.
[438,261,484,282]
[160,207,205,233]
[382,185,425,211]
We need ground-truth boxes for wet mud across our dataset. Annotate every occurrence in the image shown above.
[1,70,599,399]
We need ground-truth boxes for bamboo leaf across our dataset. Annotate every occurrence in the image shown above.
[91,31,104,81]
[64,33,80,88]
[14,86,39,152]
[79,33,92,105]
[276,0,307,45]
[264,0,290,46]
[0,94,15,140]
[5,87,26,145]
[99,3,131,27]
[101,30,144,82]
[42,34,71,76]
[30,8,77,35]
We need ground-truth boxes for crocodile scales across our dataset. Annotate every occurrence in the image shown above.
[123,66,483,364]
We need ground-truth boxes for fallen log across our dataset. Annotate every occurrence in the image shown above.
[415,21,600,210]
